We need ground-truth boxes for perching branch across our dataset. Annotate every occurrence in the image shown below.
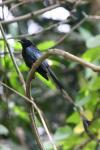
[26,48,100,143]
[26,48,100,112]
[49,49,100,72]
[26,49,100,90]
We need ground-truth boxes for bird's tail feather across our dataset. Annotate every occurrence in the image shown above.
[47,67,64,90]
[48,68,75,105]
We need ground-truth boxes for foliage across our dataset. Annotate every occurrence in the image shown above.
[0,1,100,150]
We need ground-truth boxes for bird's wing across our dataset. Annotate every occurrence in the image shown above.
[27,45,49,69]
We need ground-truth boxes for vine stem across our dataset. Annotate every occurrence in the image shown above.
[0,23,26,91]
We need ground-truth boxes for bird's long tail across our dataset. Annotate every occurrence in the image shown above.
[47,67,64,91]
[47,67,74,105]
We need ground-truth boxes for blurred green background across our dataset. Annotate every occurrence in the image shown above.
[0,0,100,150]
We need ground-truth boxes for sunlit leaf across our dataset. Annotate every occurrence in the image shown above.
[36,73,55,89]
[54,126,72,141]
[79,27,93,41]
[89,76,100,91]
[86,35,100,48]
[82,110,93,121]
[13,41,22,51]
[8,72,23,93]
[0,40,4,49]
[76,95,91,106]
[74,122,84,134]
[82,47,100,62]
[67,112,80,124]
[37,40,55,51]
[13,106,29,121]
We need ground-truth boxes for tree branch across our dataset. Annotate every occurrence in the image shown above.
[0,0,16,6]
[0,81,58,150]
[0,23,26,91]
[26,48,100,144]
[0,22,58,150]
[26,49,100,92]
[0,20,68,40]
[1,4,60,25]
[52,17,86,48]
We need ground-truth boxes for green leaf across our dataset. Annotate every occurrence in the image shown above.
[0,40,4,49]
[67,112,80,124]
[13,41,22,51]
[82,47,100,61]
[36,73,55,89]
[79,27,93,41]
[86,35,100,48]
[13,106,29,121]
[54,126,72,141]
[44,141,54,150]
[19,63,28,71]
[9,72,23,93]
[76,95,91,106]
[0,124,9,135]
[37,40,55,51]
[89,76,100,91]
[85,141,96,150]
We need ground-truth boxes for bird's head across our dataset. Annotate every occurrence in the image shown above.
[18,38,33,48]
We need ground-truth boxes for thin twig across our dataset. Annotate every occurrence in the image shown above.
[0,20,68,40]
[74,138,91,150]
[25,49,100,102]
[0,81,58,150]
[83,12,100,21]
[9,0,40,13]
[52,17,86,48]
[26,79,45,150]
[0,0,16,6]
[0,23,26,91]
[1,4,60,25]
[25,48,100,111]
[26,48,100,144]
[0,20,58,150]
[49,49,100,72]
[26,71,57,150]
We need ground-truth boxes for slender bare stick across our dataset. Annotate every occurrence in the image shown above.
[0,0,16,6]
[25,48,100,116]
[1,4,60,25]
[0,23,44,149]
[50,49,100,72]
[52,17,86,48]
[0,23,26,91]
[0,20,68,40]
[0,81,58,150]
[26,72,58,150]
[0,24,57,150]
[74,138,91,150]
[28,49,100,73]
[26,48,100,143]
[25,48,100,110]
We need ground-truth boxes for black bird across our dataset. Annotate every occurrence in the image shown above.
[19,38,64,90]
